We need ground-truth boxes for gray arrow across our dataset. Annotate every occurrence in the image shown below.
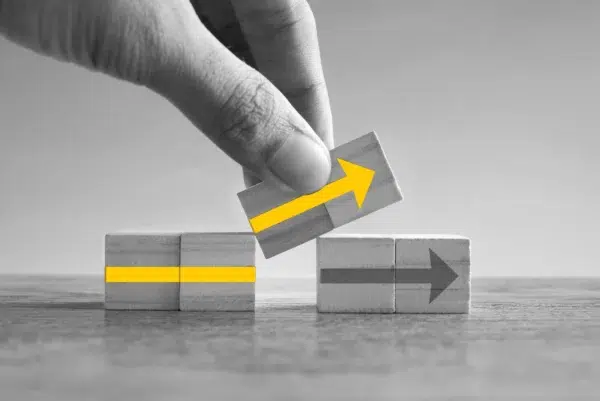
[395,249,459,303]
[320,268,394,284]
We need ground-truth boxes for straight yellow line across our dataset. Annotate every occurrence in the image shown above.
[105,266,256,283]
[105,266,179,283]
[181,266,256,283]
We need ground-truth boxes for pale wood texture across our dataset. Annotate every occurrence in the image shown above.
[237,178,334,258]
[395,235,471,291]
[104,283,180,311]
[180,283,255,311]
[180,232,254,266]
[324,131,402,228]
[395,288,470,313]
[236,131,402,258]
[256,206,333,259]
[317,283,395,313]
[104,234,181,311]
[317,235,395,269]
[317,235,395,313]
[105,234,181,267]
[179,233,255,311]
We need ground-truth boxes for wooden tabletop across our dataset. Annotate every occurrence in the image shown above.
[0,275,598,400]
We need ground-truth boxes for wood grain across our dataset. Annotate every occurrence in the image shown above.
[317,284,395,313]
[317,235,395,269]
[0,276,598,399]
[180,232,255,267]
[324,131,403,228]
[256,206,334,259]
[179,232,256,311]
[237,177,334,258]
[317,235,395,313]
[104,234,181,311]
[180,283,255,311]
[395,235,471,291]
[236,131,402,258]
[105,233,181,267]
[395,288,470,313]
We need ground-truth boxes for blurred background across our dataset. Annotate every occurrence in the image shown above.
[0,0,598,278]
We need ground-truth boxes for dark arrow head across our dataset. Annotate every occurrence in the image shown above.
[428,249,459,303]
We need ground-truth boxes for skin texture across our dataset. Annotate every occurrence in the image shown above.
[0,0,334,194]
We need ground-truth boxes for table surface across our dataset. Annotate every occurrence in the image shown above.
[0,275,598,400]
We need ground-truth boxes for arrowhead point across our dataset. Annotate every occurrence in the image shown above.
[337,158,375,208]
[428,249,459,303]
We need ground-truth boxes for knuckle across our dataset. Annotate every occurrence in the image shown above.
[216,74,285,162]
[241,0,315,36]
[82,1,166,85]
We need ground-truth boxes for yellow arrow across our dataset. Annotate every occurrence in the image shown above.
[249,159,375,233]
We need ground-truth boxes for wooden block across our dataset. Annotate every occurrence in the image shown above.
[394,235,470,291]
[237,131,402,258]
[104,234,181,310]
[394,235,470,314]
[180,232,255,311]
[179,283,255,311]
[394,289,470,314]
[317,235,395,313]
[324,131,402,228]
[180,232,254,266]
[237,176,334,259]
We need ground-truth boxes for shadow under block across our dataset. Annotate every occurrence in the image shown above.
[394,235,471,314]
[179,233,255,311]
[104,234,181,310]
[237,131,402,258]
[325,132,403,228]
[317,235,395,313]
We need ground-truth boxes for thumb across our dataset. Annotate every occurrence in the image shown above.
[0,0,331,194]
[148,19,332,194]
[149,33,332,193]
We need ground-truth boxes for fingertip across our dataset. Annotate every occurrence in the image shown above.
[265,131,331,194]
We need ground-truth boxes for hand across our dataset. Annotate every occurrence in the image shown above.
[0,0,334,193]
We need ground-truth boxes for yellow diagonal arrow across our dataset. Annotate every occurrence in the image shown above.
[249,159,375,234]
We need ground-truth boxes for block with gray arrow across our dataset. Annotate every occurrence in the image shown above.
[317,235,395,313]
[394,235,470,313]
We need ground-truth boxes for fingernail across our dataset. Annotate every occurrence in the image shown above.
[266,133,331,194]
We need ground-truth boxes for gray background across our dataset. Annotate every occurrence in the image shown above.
[0,0,598,277]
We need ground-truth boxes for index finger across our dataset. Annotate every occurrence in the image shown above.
[230,0,334,151]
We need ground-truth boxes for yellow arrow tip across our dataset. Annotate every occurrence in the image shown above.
[337,158,375,208]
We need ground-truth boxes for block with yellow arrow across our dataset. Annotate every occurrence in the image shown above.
[238,131,403,258]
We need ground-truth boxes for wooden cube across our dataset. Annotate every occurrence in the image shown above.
[237,179,334,259]
[104,234,181,310]
[317,235,395,313]
[324,132,403,228]
[394,235,470,313]
[180,232,255,311]
[237,131,402,258]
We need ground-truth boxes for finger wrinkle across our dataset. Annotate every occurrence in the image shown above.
[235,0,312,37]
[283,80,327,103]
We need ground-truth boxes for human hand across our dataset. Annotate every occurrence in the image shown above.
[0,0,334,193]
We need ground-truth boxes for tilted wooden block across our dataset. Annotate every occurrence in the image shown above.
[179,232,255,311]
[237,181,334,259]
[317,235,395,313]
[237,131,402,258]
[104,233,181,310]
[325,132,403,227]
[394,235,470,314]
